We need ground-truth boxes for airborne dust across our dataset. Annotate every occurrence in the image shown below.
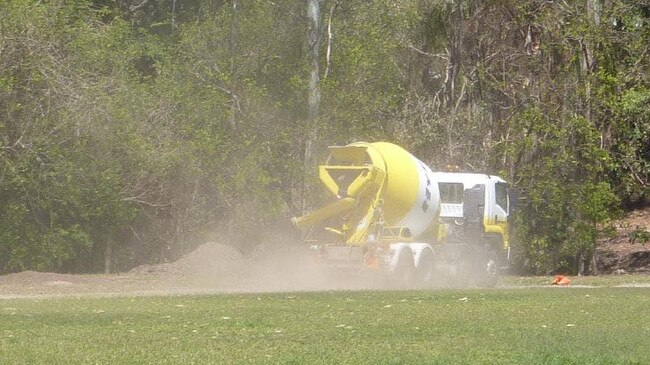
[0,235,392,298]
[0,235,485,299]
[4,207,649,298]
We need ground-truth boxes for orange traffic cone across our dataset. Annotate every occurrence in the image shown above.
[551,275,571,285]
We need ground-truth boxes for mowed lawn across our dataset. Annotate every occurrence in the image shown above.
[1,287,649,364]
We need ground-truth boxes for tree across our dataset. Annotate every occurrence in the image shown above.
[0,0,646,275]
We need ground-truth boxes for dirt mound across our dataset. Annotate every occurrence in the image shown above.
[130,241,245,276]
[597,207,650,274]
[149,239,370,292]
[131,242,243,273]
[0,271,89,286]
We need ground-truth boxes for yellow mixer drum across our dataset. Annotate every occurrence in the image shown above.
[316,141,441,244]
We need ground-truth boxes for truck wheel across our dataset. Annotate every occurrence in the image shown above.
[475,249,498,288]
[390,247,415,289]
[442,246,471,288]
[414,248,435,288]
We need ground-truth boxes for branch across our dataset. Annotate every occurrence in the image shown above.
[407,44,449,60]
[193,70,233,97]
[129,0,150,12]
[623,159,648,187]
[324,1,338,79]
[454,76,468,112]
[123,195,171,208]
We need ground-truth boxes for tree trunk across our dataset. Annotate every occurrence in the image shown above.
[229,0,239,132]
[171,0,177,29]
[307,0,321,122]
[303,0,321,212]
[590,249,599,275]
[583,0,600,123]
[324,1,338,79]
[104,237,113,274]
[577,250,585,276]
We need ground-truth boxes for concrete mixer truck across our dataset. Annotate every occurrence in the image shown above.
[291,141,511,287]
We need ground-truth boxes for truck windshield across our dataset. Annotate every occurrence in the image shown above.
[438,182,464,204]
[495,182,508,212]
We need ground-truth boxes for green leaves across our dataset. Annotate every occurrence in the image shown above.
[0,0,646,274]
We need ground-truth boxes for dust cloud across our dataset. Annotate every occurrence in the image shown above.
[142,239,385,294]
[0,237,485,298]
[126,235,488,294]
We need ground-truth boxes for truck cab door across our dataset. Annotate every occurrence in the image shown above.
[489,181,509,249]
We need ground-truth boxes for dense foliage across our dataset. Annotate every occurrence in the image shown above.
[0,0,648,274]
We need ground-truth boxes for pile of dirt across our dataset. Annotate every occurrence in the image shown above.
[130,241,245,276]
[0,239,352,298]
[597,207,650,274]
[125,240,338,292]
[0,271,89,286]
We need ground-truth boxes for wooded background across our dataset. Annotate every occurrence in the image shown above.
[0,0,648,275]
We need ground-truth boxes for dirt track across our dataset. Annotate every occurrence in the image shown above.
[0,242,386,299]
[0,240,528,299]
[1,205,648,299]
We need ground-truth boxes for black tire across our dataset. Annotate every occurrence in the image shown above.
[442,245,471,288]
[474,248,499,288]
[414,248,435,288]
[390,247,415,289]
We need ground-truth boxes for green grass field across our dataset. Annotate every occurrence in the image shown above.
[1,285,649,364]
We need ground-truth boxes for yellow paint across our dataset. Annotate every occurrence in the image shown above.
[483,217,509,249]
[361,142,420,225]
[292,197,358,229]
[294,141,440,246]
[341,142,429,245]
[437,221,447,242]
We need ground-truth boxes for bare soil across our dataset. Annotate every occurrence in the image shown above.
[0,241,380,298]
[2,208,648,298]
[596,207,650,274]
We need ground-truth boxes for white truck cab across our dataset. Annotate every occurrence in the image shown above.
[433,171,511,279]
